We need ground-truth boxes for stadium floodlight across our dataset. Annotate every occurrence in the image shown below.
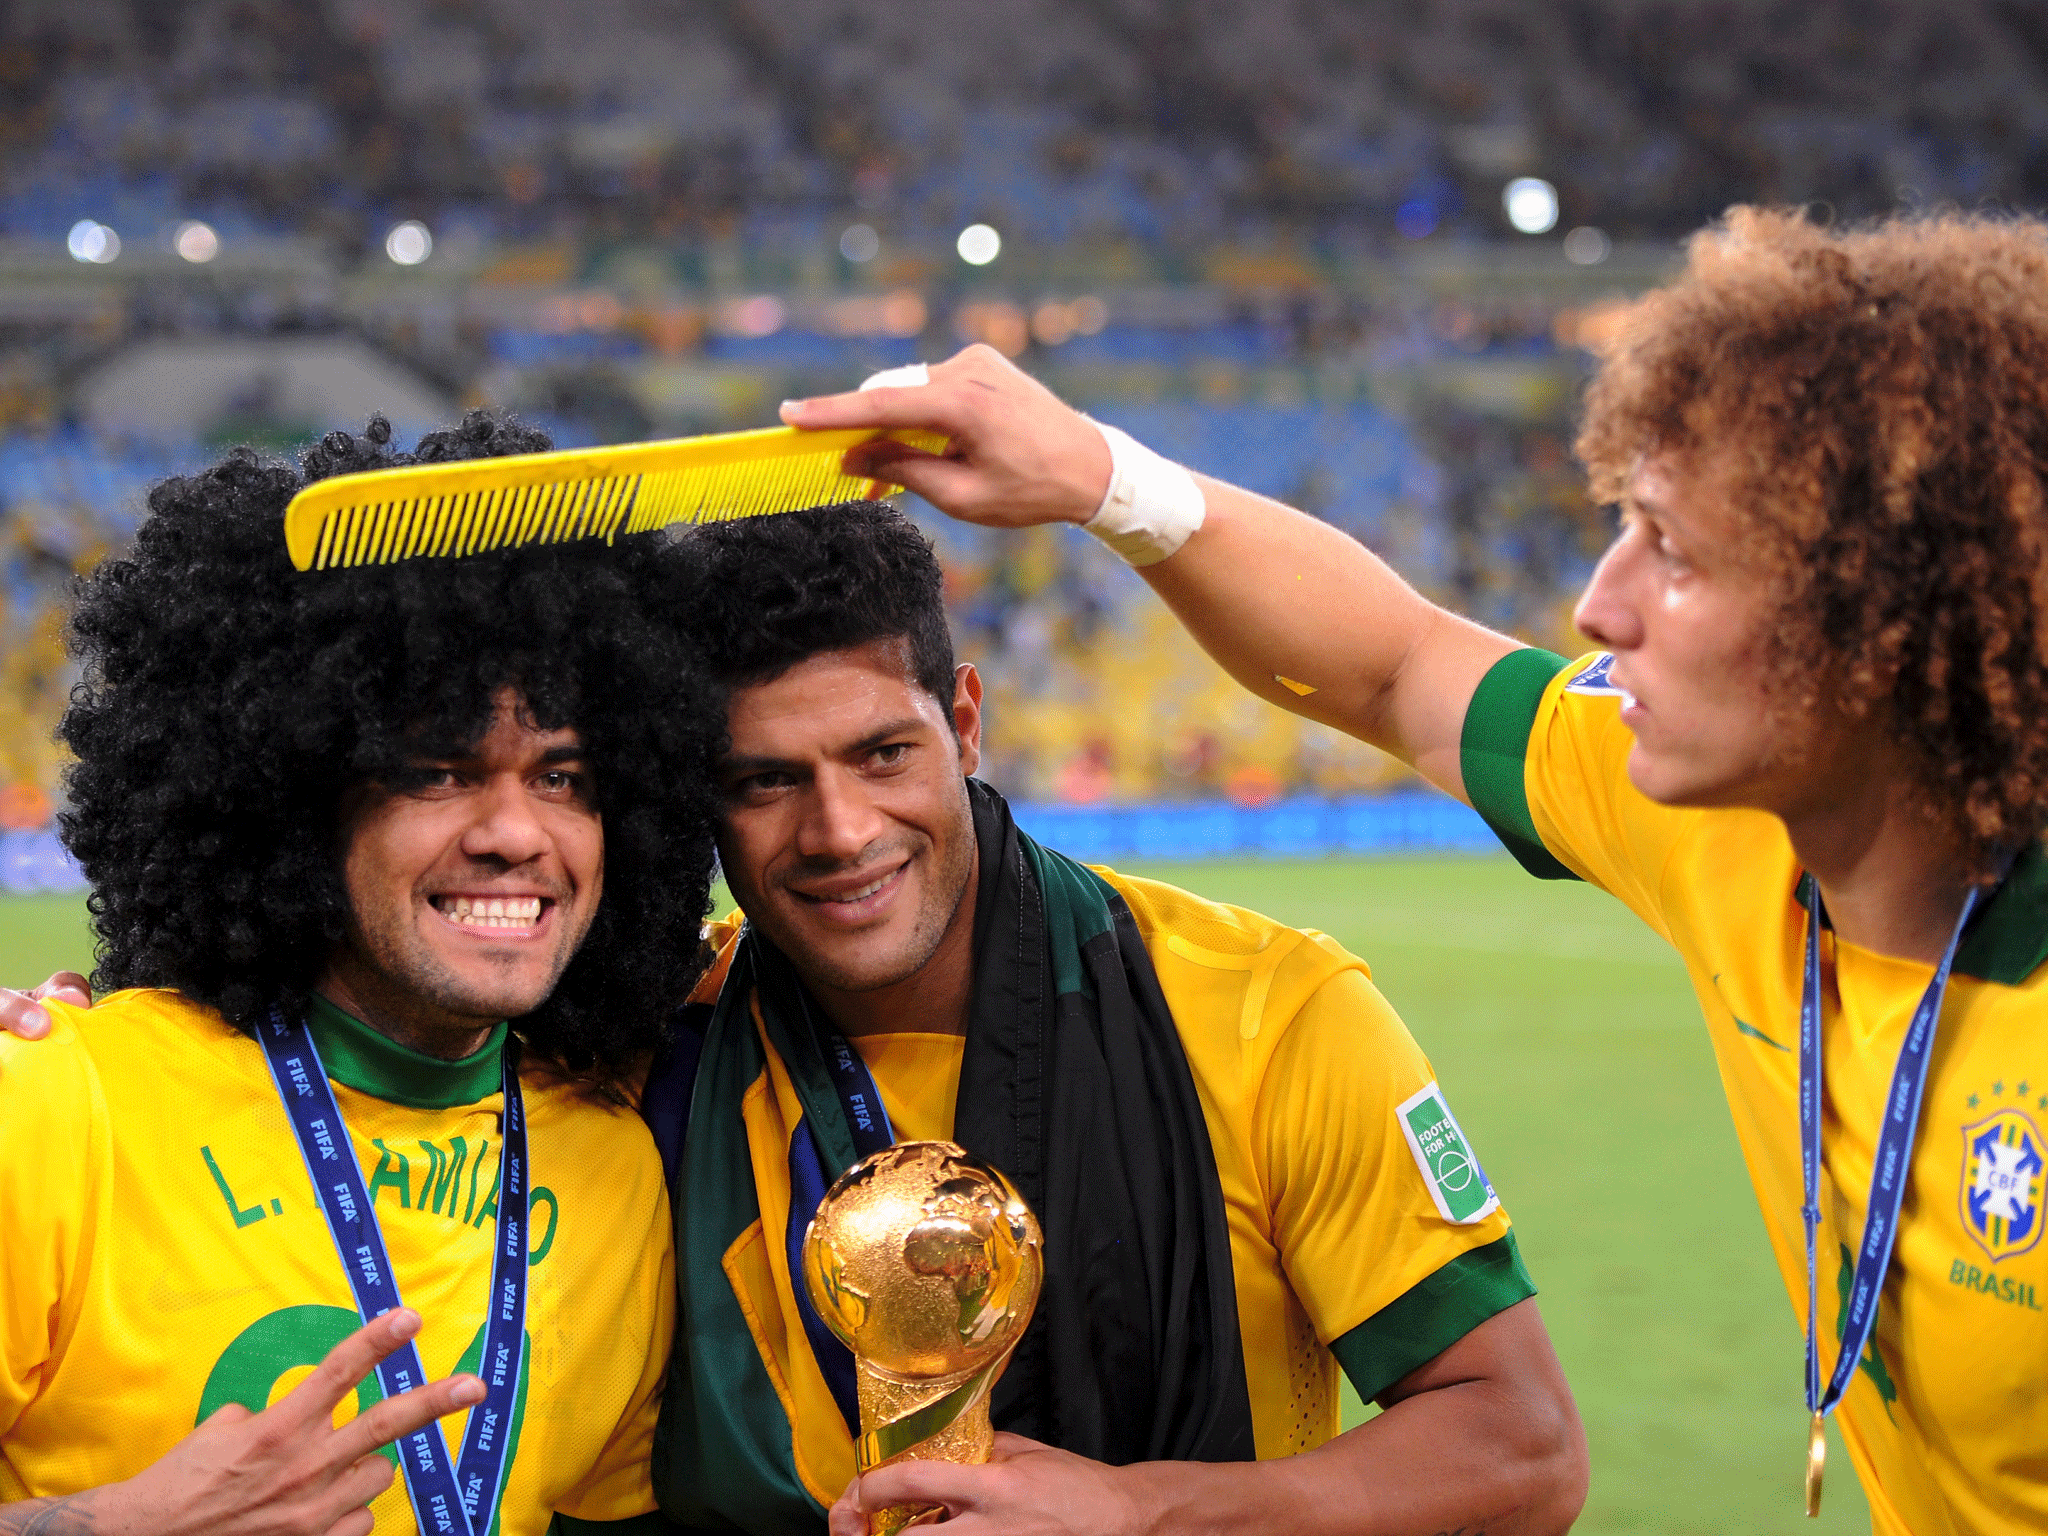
[385,220,433,266]
[956,223,1001,266]
[174,220,219,263]
[839,223,880,263]
[1563,225,1611,265]
[66,220,120,264]
[1504,177,1560,235]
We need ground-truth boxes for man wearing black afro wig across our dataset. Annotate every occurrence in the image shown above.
[0,413,713,1536]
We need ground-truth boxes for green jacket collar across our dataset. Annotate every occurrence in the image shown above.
[1794,840,2048,987]
[305,993,507,1110]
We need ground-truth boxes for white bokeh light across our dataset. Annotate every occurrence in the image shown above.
[385,220,433,265]
[1563,225,1611,265]
[66,220,119,263]
[839,223,879,262]
[174,220,219,263]
[956,223,1001,266]
[1503,177,1560,235]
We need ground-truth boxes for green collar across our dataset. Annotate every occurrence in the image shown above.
[1793,840,2048,986]
[305,993,508,1110]
[1954,842,2048,985]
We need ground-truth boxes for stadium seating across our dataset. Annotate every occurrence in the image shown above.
[2,0,2038,249]
[0,0,2012,825]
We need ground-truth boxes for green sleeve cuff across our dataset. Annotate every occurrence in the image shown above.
[551,1514,684,1534]
[1460,648,1578,881]
[1328,1231,1538,1404]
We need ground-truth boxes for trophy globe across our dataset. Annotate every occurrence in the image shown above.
[800,1140,1044,1532]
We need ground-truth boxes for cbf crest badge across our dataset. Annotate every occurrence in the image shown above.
[1960,1108,2045,1262]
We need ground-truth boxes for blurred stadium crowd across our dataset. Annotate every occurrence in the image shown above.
[0,0,2039,869]
[8,0,2040,252]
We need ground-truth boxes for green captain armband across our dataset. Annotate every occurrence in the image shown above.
[1328,1232,1537,1403]
[1460,648,1578,882]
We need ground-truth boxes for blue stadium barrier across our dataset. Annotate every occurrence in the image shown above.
[1009,790,1499,864]
[487,329,645,365]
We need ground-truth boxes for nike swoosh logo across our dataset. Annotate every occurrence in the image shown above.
[1712,973,1793,1052]
[1734,1017,1793,1053]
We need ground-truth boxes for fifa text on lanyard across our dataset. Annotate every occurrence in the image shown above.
[1798,866,1999,1517]
[783,992,898,1430]
[260,1010,530,1536]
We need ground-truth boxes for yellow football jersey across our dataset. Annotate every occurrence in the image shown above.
[706,867,1533,1504]
[1464,648,2048,1536]
[0,988,673,1536]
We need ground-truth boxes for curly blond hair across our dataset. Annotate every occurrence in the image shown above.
[1577,207,2048,868]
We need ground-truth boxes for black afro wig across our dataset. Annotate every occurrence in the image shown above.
[60,411,719,1087]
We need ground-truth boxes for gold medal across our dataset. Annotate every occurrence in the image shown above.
[1804,1410,1826,1517]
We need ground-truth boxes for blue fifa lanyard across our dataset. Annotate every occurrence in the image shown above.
[785,996,897,1431]
[1799,878,1983,1427]
[814,1002,897,1163]
[259,1009,529,1536]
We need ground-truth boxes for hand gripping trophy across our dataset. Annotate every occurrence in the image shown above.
[801,1141,1045,1534]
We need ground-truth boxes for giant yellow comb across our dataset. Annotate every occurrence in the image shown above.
[282,424,949,572]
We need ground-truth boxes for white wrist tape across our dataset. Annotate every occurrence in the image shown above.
[859,363,931,390]
[1081,419,1205,567]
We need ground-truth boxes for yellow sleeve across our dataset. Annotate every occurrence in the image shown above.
[1460,647,1699,941]
[550,1181,676,1523]
[1257,961,1533,1403]
[0,1010,108,1441]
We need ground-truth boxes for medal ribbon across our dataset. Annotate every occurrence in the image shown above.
[785,996,898,1430]
[259,1009,529,1536]
[1799,876,1986,1438]
[812,996,899,1162]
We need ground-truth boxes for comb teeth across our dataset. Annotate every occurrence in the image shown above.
[289,427,946,571]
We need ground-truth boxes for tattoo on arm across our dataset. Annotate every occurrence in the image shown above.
[0,1494,100,1536]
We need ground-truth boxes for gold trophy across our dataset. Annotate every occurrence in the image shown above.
[800,1141,1044,1534]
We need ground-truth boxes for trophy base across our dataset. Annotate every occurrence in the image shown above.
[858,1360,996,1534]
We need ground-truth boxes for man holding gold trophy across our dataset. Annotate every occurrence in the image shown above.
[0,446,1588,1535]
[646,502,1587,1536]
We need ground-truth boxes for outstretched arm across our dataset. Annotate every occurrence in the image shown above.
[828,1298,1586,1536]
[782,345,1520,800]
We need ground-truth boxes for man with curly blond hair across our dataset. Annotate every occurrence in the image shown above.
[782,208,2048,1532]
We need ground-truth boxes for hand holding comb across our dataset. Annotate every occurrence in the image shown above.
[282,423,949,571]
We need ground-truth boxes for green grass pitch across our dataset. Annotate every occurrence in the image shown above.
[0,857,1870,1533]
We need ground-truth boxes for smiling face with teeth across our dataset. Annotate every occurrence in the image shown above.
[716,638,983,1036]
[318,688,605,1058]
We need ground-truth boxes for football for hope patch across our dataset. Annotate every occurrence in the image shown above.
[1397,1082,1500,1224]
